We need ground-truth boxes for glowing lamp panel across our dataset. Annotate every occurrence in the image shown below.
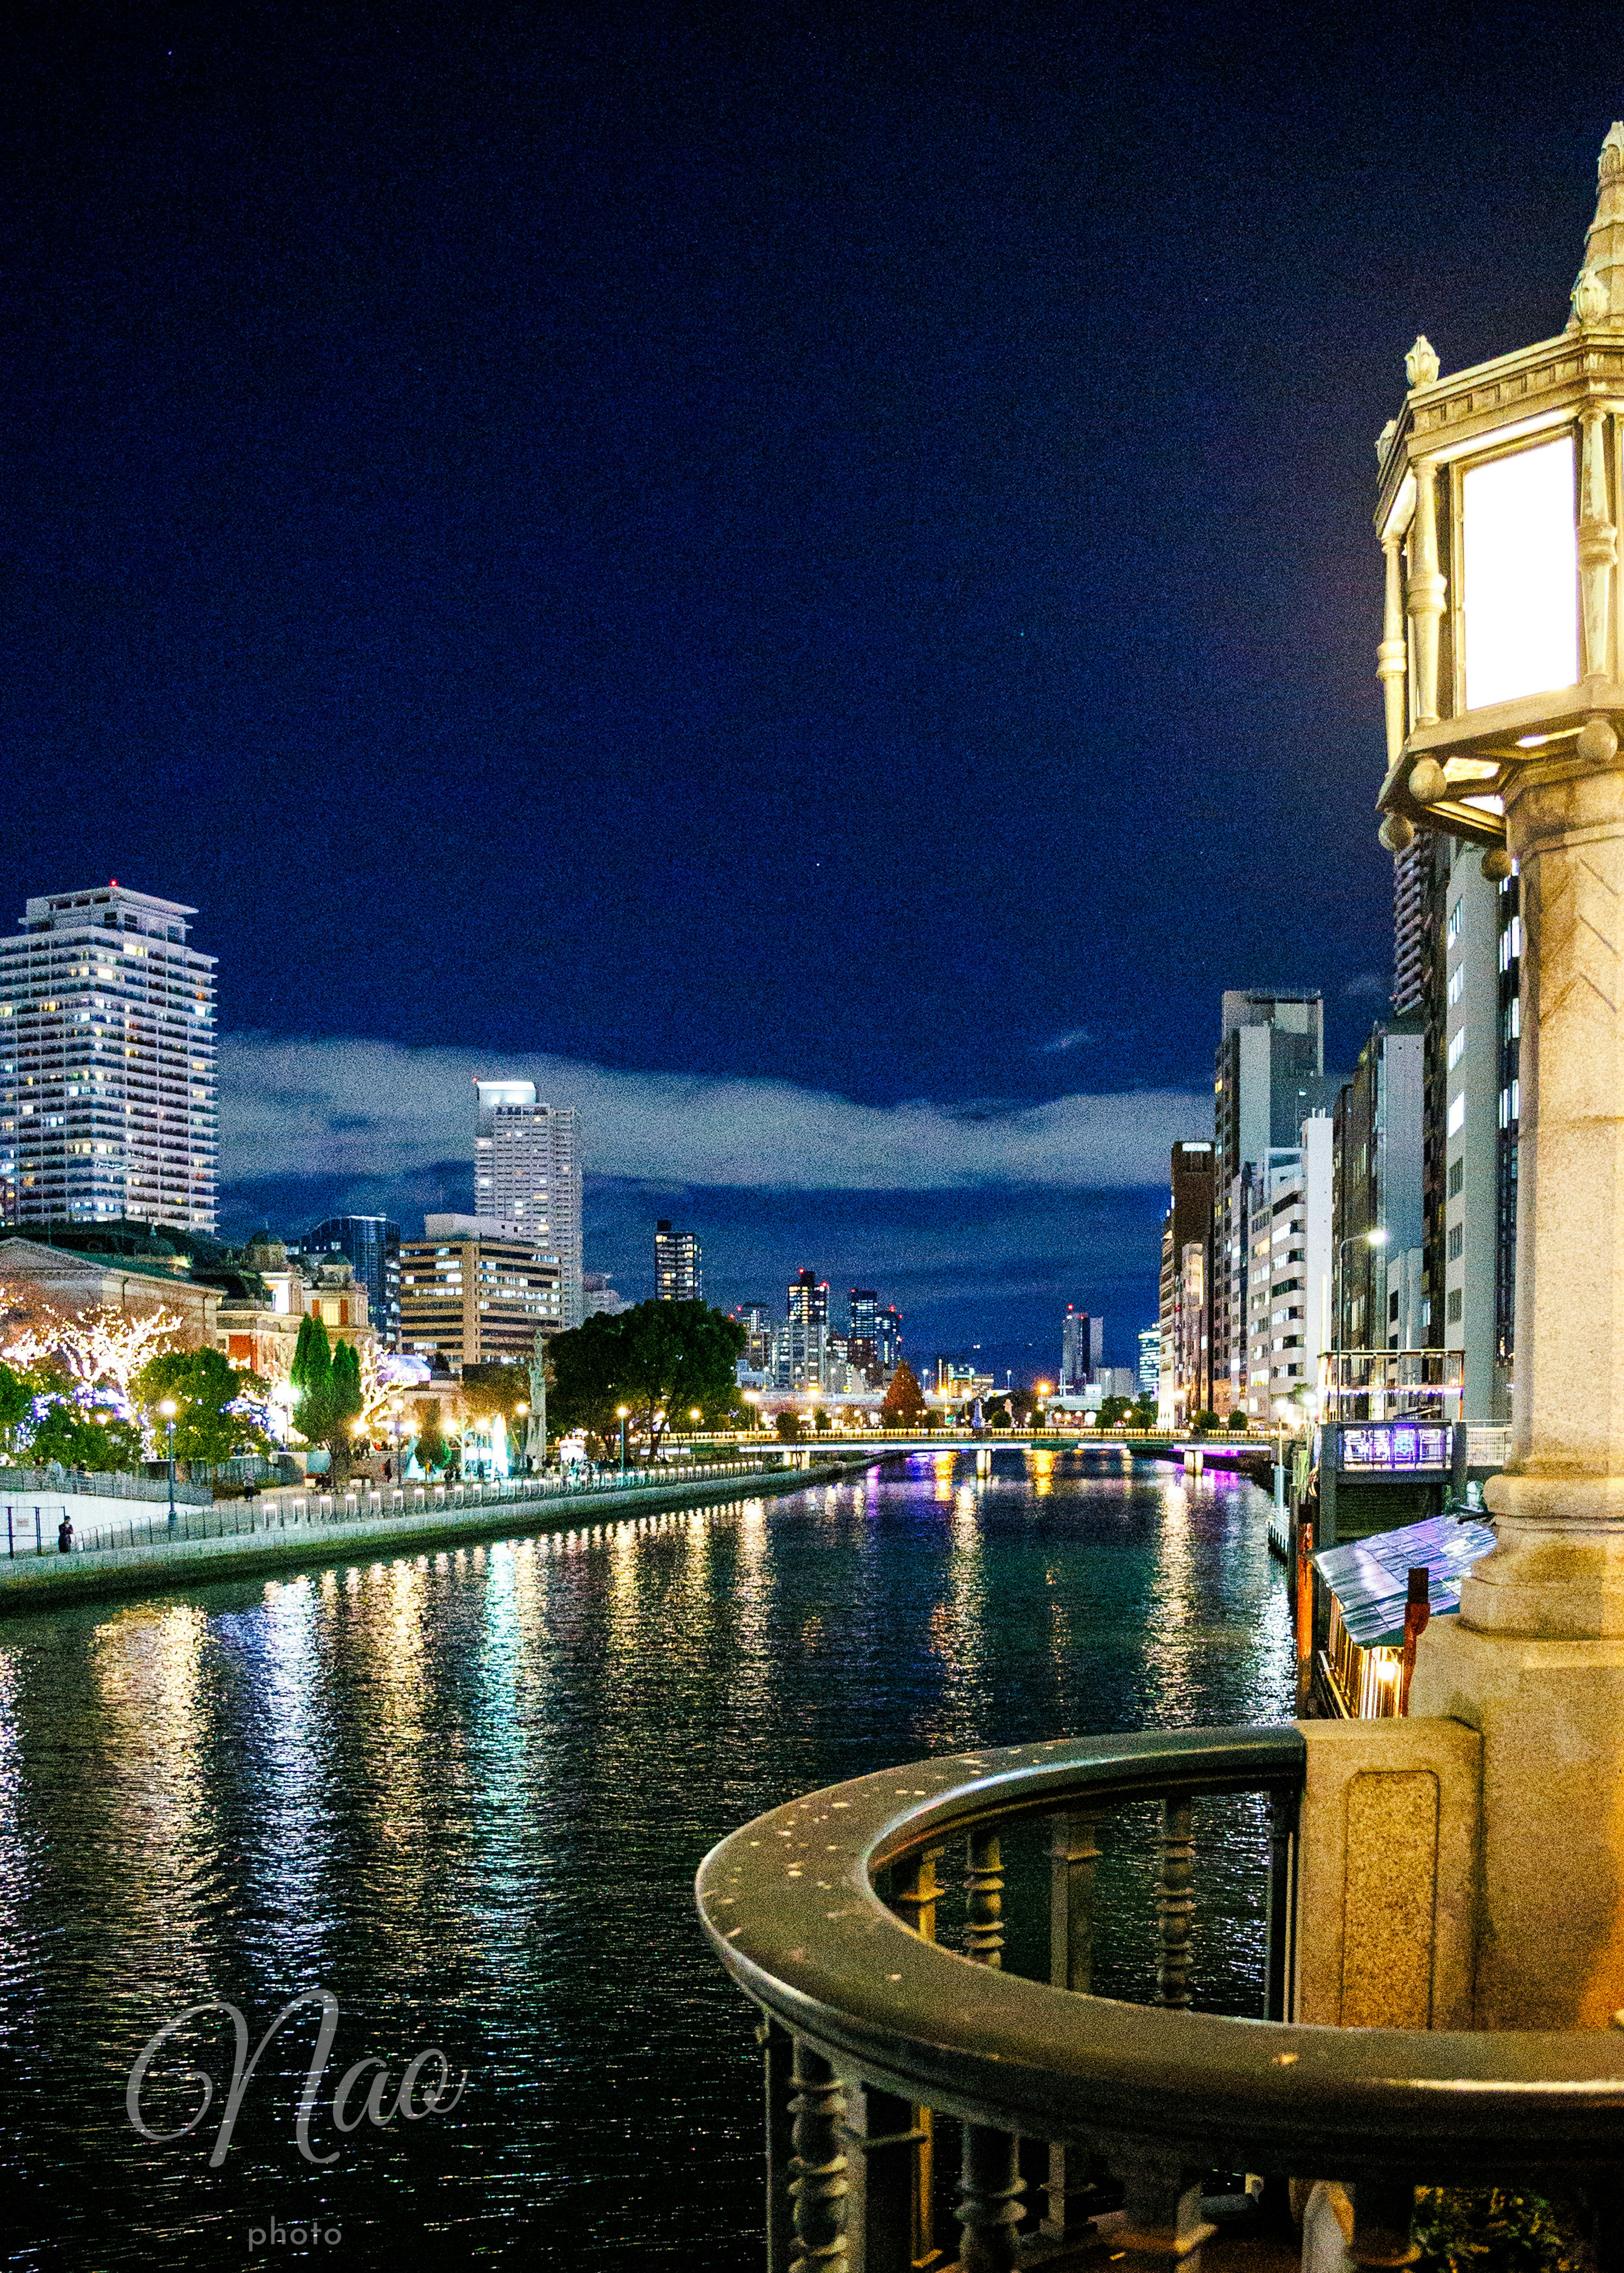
[1461,435,1578,710]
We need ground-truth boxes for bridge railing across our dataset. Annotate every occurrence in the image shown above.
[697,1727,1624,2273]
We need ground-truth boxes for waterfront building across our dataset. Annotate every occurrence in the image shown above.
[1157,1139,1214,1423]
[1333,1018,1426,1354]
[1241,1113,1333,1422]
[399,1214,563,1372]
[654,1219,702,1302]
[732,1300,775,1374]
[1136,1324,1160,1400]
[0,884,217,1234]
[1059,1306,1103,1394]
[471,1080,582,1327]
[1213,990,1336,1404]
[1415,837,1519,1419]
[303,1215,401,1350]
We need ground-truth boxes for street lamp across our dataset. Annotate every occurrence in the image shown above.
[514,1402,529,1478]
[616,1404,629,1474]
[390,1396,403,1480]
[157,1398,178,1524]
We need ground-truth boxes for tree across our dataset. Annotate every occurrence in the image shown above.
[136,1348,271,1467]
[415,1398,449,1472]
[1097,1395,1135,1429]
[1190,1409,1221,1434]
[0,1362,36,1464]
[1226,1409,1250,1431]
[775,1409,802,1443]
[880,1361,926,1427]
[289,1317,364,1477]
[27,1397,143,1474]
[547,1301,746,1453]
[1130,1396,1158,1431]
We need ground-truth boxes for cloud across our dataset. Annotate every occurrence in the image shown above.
[1038,1027,1092,1054]
[1341,970,1390,1000]
[218,1034,1207,1195]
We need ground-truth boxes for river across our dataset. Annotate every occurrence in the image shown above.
[0,1447,1293,2269]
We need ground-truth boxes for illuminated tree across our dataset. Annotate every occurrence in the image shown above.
[880,1360,927,1426]
[55,1304,187,1399]
[136,1348,271,1466]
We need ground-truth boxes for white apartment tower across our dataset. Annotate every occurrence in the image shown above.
[472,1079,583,1327]
[0,885,217,1232]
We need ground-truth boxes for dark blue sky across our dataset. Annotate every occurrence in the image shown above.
[1,5,1613,1373]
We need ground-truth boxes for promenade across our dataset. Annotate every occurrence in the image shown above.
[0,1451,881,1614]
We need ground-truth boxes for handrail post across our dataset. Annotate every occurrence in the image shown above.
[1044,1810,1100,2237]
[788,2039,848,2271]
[842,2082,924,2273]
[964,1829,1004,1966]
[760,2016,795,2273]
[1348,2178,1419,2273]
[958,1828,1022,2268]
[1114,2158,1214,2273]
[1155,1793,1195,2009]
[889,1851,943,2268]
[1265,1784,1298,2023]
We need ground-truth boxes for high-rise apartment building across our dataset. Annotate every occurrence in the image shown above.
[1137,1324,1161,1400]
[1158,1140,1215,1424]
[0,884,217,1232]
[304,1215,401,1350]
[732,1301,775,1375]
[398,1214,563,1371]
[848,1289,878,1382]
[1060,1307,1103,1393]
[875,1304,903,1378]
[472,1080,582,1328]
[654,1219,702,1302]
[1213,990,1335,1403]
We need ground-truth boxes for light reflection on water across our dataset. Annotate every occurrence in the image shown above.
[0,1450,1291,2270]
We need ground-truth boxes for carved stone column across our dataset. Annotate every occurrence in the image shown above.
[1411,746,1624,2023]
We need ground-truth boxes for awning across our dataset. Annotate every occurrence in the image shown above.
[1313,1513,1496,1648]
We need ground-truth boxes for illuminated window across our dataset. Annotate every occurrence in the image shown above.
[1448,1026,1465,1070]
[1462,433,1578,708]
[1448,1093,1465,1135]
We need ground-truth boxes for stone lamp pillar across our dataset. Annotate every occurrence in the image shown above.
[1378,123,1624,2025]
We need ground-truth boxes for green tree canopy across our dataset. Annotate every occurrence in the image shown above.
[288,1317,364,1475]
[136,1347,271,1466]
[1097,1394,1135,1429]
[547,1301,746,1452]
[28,1397,143,1474]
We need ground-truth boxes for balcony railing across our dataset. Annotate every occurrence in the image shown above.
[696,1727,1624,2273]
[1317,1349,1463,1423]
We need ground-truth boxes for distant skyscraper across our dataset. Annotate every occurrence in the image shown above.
[874,1304,903,1376]
[305,1215,402,1350]
[733,1301,774,1373]
[783,1268,829,1389]
[654,1219,703,1302]
[1060,1307,1103,1394]
[848,1288,878,1380]
[0,883,217,1232]
[1159,1139,1215,1424]
[472,1080,582,1327]
[1137,1325,1160,1399]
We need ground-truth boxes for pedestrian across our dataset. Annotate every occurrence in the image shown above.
[57,1514,73,1555]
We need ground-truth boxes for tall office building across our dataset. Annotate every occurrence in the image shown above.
[782,1268,829,1390]
[848,1288,879,1382]
[732,1301,775,1374]
[1158,1140,1215,1424]
[304,1216,402,1350]
[1137,1325,1161,1400]
[1213,990,1335,1404]
[875,1304,903,1378]
[472,1080,582,1328]
[1060,1306,1103,1393]
[1393,839,1431,1016]
[1241,1114,1335,1422]
[0,884,217,1232]
[654,1219,703,1302]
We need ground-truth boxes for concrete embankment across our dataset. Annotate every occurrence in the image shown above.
[0,1456,879,1616]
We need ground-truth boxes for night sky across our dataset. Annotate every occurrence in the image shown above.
[1,6,1615,1375]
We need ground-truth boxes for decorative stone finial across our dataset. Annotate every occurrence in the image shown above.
[1376,417,1397,463]
[1569,126,1624,331]
[1405,335,1440,389]
[1573,266,1609,324]
[1378,813,1415,852]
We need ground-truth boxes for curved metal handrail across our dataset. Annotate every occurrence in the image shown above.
[696,1725,1624,2180]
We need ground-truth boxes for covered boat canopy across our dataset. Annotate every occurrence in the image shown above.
[1314,1513,1496,1649]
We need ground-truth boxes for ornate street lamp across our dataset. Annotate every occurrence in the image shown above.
[157,1397,178,1525]
[616,1404,629,1474]
[1373,121,1624,2026]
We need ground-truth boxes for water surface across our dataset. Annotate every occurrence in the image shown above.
[0,1448,1292,2268]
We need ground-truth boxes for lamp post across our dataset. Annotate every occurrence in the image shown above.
[514,1403,529,1479]
[616,1404,629,1475]
[1372,121,1624,2025]
[157,1398,178,1524]
[390,1396,403,1480]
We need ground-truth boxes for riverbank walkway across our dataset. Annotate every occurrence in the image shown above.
[0,1451,882,1615]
